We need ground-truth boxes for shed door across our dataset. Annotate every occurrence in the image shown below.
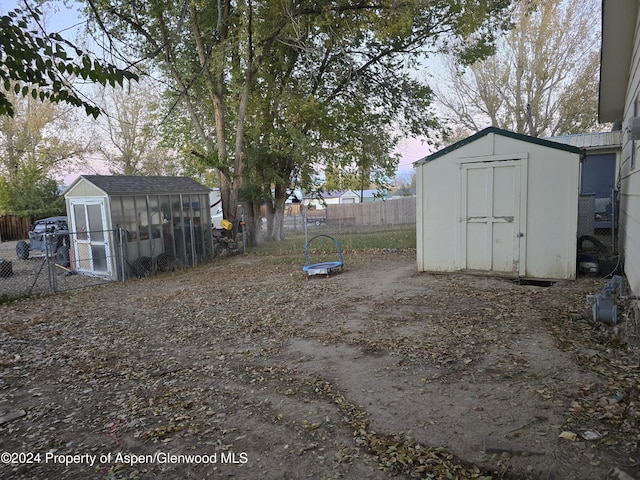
[459,160,525,275]
[69,200,112,276]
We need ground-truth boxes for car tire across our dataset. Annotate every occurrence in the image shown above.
[155,252,175,273]
[132,256,153,277]
[577,235,609,254]
[16,241,30,260]
[315,220,321,226]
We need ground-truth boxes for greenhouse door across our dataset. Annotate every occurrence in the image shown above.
[459,160,526,275]
[70,200,112,276]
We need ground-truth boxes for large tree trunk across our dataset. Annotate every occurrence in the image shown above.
[264,198,275,240]
[242,199,262,247]
[270,183,288,242]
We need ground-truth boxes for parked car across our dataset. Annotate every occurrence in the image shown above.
[16,216,71,267]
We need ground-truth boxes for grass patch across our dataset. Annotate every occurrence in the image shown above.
[249,225,416,256]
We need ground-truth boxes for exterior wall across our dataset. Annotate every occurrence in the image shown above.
[64,179,105,198]
[108,193,213,270]
[332,190,360,204]
[619,6,640,296]
[417,132,580,279]
[416,148,458,272]
[524,145,579,279]
[338,190,360,204]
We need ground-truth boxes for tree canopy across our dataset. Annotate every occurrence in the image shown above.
[0,6,138,118]
[93,81,181,176]
[436,0,601,138]
[81,0,513,244]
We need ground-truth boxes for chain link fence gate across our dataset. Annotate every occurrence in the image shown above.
[0,231,120,300]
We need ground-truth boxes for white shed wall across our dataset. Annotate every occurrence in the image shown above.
[417,132,580,280]
[524,146,579,279]
[416,151,458,272]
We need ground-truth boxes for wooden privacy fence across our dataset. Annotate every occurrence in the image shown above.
[327,197,415,226]
[0,215,32,242]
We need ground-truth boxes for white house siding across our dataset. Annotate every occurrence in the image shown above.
[618,4,640,296]
[334,190,360,204]
[416,130,580,280]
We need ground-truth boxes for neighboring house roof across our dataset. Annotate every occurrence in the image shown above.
[414,127,584,166]
[316,190,358,199]
[361,189,391,198]
[67,175,210,195]
[545,131,622,150]
[598,0,639,123]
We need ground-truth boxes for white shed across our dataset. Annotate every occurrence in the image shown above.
[415,127,584,280]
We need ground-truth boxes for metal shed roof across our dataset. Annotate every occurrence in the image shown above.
[545,131,622,150]
[414,127,584,166]
[67,175,211,196]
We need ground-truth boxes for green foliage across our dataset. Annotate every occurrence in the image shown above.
[82,0,514,243]
[0,160,65,217]
[0,7,138,118]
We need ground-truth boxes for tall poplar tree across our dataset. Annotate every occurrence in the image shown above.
[83,0,514,244]
[436,0,601,138]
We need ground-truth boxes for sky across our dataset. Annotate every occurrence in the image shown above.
[396,137,431,176]
[3,0,430,185]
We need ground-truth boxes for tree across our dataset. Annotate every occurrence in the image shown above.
[93,81,181,176]
[0,158,65,216]
[83,0,514,245]
[393,171,416,196]
[0,86,91,216]
[436,0,601,138]
[0,6,138,118]
[243,1,506,241]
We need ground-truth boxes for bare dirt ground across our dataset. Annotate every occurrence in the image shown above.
[0,249,639,480]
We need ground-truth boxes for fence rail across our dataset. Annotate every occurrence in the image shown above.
[0,215,32,242]
[281,197,416,232]
[327,197,415,227]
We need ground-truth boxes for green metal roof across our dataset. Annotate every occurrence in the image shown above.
[414,127,585,166]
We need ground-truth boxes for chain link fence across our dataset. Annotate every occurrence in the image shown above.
[0,234,113,300]
[577,190,619,277]
[0,226,219,301]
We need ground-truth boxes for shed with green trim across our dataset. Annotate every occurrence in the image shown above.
[414,127,584,280]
